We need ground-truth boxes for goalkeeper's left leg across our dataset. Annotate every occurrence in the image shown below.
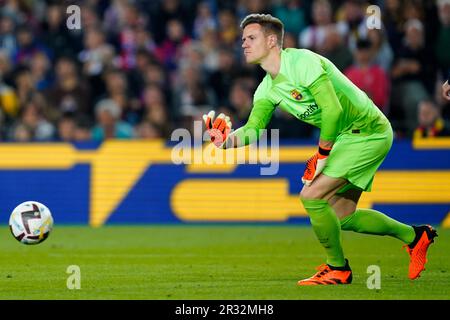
[340,209,416,244]
[329,187,416,243]
[330,189,415,244]
[332,188,437,280]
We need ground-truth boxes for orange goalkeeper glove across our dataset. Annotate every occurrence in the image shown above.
[301,146,332,186]
[202,111,232,148]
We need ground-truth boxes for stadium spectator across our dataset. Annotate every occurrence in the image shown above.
[272,0,308,36]
[249,0,272,14]
[8,95,55,142]
[40,3,80,60]
[141,84,172,138]
[150,0,192,45]
[335,0,368,51]
[133,27,156,54]
[154,19,191,74]
[13,24,51,67]
[208,46,240,107]
[56,113,77,142]
[102,0,127,35]
[91,98,134,140]
[382,0,406,55]
[414,99,450,138]
[299,0,346,52]
[174,63,216,119]
[101,68,141,126]
[13,65,35,109]
[141,60,171,108]
[78,28,115,77]
[229,79,254,126]
[217,9,240,46]
[0,51,18,123]
[0,11,18,60]
[10,122,32,141]
[116,4,151,70]
[142,59,167,87]
[29,51,52,91]
[390,19,436,135]
[435,0,450,79]
[46,56,91,120]
[345,39,390,113]
[192,1,218,39]
[178,41,207,73]
[0,49,13,85]
[366,27,394,72]
[198,28,221,72]
[283,32,298,49]
[74,115,94,142]
[134,120,162,139]
[80,4,102,31]
[126,48,157,97]
[318,26,353,71]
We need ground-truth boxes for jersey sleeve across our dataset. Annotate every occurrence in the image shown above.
[309,73,343,142]
[232,98,276,146]
[296,50,326,87]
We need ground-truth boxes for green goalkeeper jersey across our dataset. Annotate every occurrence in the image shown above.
[233,48,390,145]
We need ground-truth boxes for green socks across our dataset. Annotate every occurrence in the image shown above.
[301,198,346,267]
[340,208,415,244]
[301,200,416,267]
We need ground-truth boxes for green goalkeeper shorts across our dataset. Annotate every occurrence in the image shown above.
[322,123,394,193]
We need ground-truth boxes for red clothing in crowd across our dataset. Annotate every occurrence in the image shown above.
[344,64,390,113]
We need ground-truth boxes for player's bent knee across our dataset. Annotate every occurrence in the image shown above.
[333,203,357,220]
[299,186,322,201]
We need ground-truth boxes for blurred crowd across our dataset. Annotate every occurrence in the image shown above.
[0,0,450,143]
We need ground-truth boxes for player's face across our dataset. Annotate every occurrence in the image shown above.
[242,23,271,64]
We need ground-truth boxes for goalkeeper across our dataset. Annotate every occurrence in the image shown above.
[203,14,437,285]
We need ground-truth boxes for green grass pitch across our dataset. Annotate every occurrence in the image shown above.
[0,225,448,300]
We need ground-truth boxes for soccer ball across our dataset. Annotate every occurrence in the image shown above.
[9,201,54,245]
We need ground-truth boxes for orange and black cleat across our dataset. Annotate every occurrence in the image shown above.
[403,225,438,280]
[297,259,352,286]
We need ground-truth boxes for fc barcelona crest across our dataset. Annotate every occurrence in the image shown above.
[290,89,303,101]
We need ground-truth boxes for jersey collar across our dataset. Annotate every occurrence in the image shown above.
[271,49,287,86]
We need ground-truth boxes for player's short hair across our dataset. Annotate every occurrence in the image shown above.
[240,14,284,48]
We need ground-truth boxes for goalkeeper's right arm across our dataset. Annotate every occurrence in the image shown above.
[225,99,276,149]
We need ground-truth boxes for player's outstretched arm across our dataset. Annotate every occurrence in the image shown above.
[203,99,276,149]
